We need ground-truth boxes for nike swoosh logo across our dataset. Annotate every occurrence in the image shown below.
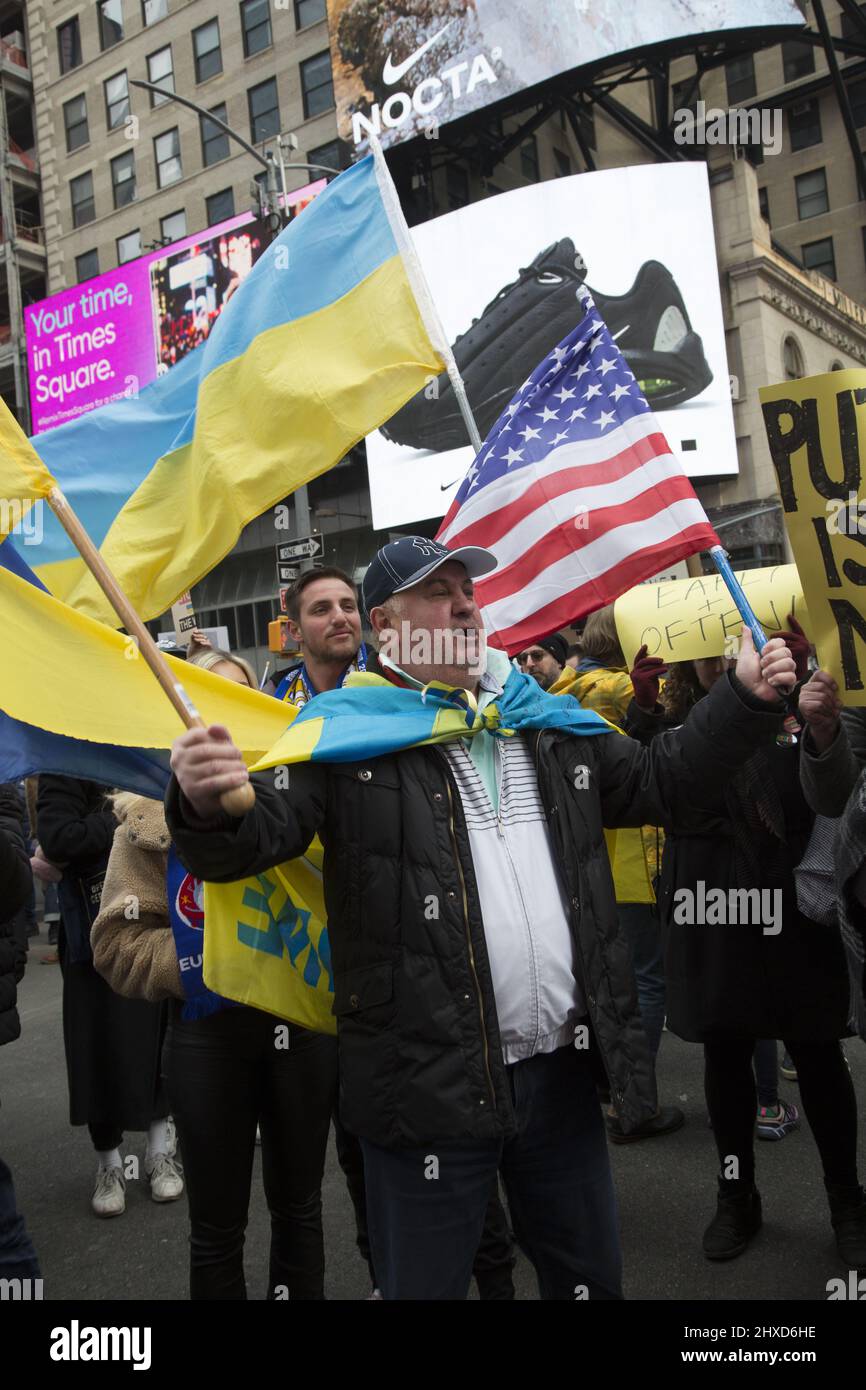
[440,479,459,491]
[383,21,455,86]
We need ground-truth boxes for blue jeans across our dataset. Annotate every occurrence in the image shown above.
[0,1156,40,1281]
[619,903,666,1059]
[360,1045,622,1300]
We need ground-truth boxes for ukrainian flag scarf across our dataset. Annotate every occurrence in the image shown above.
[249,663,615,773]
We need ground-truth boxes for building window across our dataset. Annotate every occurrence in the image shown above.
[57,17,82,74]
[104,71,130,131]
[206,187,234,224]
[201,103,230,165]
[783,335,805,380]
[782,40,815,83]
[155,127,182,187]
[795,167,829,219]
[446,163,469,210]
[842,3,866,42]
[849,77,866,128]
[307,138,346,173]
[63,95,89,152]
[725,54,756,105]
[147,46,174,107]
[521,135,539,182]
[193,19,222,83]
[249,77,280,142]
[75,249,99,282]
[111,149,136,208]
[160,209,186,243]
[295,0,326,27]
[70,171,95,227]
[553,147,572,178]
[758,186,770,223]
[117,229,141,264]
[802,235,836,280]
[788,98,822,152]
[97,0,124,51]
[241,0,272,56]
[142,0,167,23]
[300,51,334,119]
[831,360,846,370]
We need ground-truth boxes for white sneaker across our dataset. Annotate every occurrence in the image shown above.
[92,1166,126,1218]
[146,1152,184,1203]
[165,1116,178,1158]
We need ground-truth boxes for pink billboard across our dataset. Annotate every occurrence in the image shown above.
[25,180,326,435]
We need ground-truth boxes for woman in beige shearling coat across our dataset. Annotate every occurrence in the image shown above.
[91,649,338,1300]
[91,794,182,1002]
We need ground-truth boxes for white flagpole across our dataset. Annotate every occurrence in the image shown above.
[369,136,484,455]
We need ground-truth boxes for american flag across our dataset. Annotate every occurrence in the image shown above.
[436,286,719,655]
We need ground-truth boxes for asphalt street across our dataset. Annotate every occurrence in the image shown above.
[3,928,864,1303]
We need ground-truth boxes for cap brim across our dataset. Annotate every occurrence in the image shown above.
[393,546,498,594]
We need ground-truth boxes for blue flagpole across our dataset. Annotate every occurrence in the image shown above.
[708,545,768,652]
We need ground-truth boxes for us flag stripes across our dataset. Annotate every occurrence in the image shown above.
[436,286,719,655]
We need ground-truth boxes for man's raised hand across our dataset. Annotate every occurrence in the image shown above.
[734,628,796,703]
[170,724,249,822]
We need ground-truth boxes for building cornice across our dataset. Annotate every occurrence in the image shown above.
[727,248,866,362]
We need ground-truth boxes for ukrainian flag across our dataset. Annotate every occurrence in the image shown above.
[15,154,445,625]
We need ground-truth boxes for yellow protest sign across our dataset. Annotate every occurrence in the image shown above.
[614,564,806,665]
[761,368,866,705]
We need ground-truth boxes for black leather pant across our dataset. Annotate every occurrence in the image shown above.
[164,1004,338,1300]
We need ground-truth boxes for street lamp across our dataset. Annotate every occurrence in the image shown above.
[129,78,341,229]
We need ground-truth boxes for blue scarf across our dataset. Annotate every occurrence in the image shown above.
[166,846,236,1021]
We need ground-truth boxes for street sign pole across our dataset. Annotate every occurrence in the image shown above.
[294,486,313,573]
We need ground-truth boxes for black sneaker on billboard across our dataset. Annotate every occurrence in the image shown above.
[380,238,588,452]
[590,259,713,409]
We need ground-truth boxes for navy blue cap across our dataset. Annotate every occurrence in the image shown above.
[362,535,497,616]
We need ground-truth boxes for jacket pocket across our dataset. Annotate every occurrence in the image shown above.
[333,961,394,1017]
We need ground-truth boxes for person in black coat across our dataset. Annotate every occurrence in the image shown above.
[36,774,182,1218]
[627,632,865,1269]
[0,780,40,1282]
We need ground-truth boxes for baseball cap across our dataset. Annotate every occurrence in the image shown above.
[362,535,498,616]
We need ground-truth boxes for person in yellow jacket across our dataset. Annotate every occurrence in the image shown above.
[521,609,683,1144]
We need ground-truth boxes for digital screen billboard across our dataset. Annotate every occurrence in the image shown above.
[327,0,805,153]
[25,180,326,434]
[367,161,738,531]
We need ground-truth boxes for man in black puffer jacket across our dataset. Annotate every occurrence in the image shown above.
[0,780,40,1283]
[167,538,797,1301]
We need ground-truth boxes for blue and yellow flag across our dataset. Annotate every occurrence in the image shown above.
[12,155,445,625]
[0,541,333,1028]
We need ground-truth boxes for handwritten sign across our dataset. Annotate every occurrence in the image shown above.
[761,368,866,704]
[614,564,806,664]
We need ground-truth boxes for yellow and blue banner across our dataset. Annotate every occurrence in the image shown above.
[8,155,445,625]
[0,538,333,1028]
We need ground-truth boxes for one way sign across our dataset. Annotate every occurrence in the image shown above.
[276,535,323,562]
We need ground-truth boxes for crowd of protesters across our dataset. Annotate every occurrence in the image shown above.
[2,538,865,1299]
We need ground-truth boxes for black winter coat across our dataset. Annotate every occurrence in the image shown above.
[627,699,849,1042]
[167,672,786,1148]
[0,782,32,1048]
[37,775,166,1130]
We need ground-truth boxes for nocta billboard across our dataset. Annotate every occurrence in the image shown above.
[326,0,806,153]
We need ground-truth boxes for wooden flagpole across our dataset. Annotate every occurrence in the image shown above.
[48,486,255,815]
